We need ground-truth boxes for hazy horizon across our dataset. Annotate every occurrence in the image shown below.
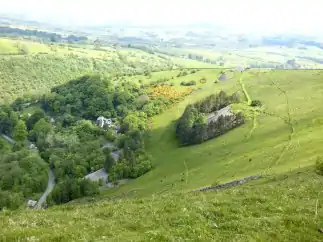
[1,0,321,35]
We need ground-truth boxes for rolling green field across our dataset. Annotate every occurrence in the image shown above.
[101,69,323,198]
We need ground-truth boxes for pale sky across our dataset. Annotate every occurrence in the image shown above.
[1,0,321,34]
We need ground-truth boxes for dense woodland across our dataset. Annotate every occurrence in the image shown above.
[176,91,245,145]
[0,73,185,207]
[43,75,147,119]
[0,105,49,209]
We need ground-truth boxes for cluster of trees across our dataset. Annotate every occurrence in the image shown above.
[316,157,323,175]
[125,44,155,54]
[182,54,217,64]
[26,117,117,205]
[0,26,88,43]
[48,178,99,205]
[39,75,158,203]
[176,91,245,145]
[180,80,197,86]
[0,105,53,207]
[150,77,172,86]
[250,100,262,107]
[0,93,110,207]
[1,71,190,207]
[41,75,181,123]
[177,70,189,77]
[0,105,18,135]
[0,149,48,196]
[42,75,148,120]
[0,146,48,210]
[108,130,152,181]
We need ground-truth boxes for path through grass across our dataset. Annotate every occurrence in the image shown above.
[102,69,323,198]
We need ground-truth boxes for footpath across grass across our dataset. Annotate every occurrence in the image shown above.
[101,70,323,198]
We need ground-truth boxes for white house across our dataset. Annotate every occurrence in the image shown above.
[96,116,113,128]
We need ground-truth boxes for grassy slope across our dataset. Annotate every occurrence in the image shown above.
[0,38,174,103]
[1,167,323,241]
[0,38,18,54]
[102,69,323,198]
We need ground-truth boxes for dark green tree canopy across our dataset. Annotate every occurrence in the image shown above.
[176,91,245,145]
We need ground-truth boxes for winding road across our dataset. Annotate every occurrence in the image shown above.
[1,134,15,144]
[35,169,55,209]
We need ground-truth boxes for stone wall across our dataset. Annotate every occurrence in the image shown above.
[194,175,262,192]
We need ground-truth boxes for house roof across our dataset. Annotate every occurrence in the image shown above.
[27,200,37,207]
[85,168,108,182]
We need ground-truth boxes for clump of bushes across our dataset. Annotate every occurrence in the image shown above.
[150,78,169,86]
[177,71,189,77]
[199,77,207,84]
[250,100,262,107]
[180,80,196,86]
[316,157,323,175]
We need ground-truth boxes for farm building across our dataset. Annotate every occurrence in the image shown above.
[26,200,37,208]
[96,116,113,128]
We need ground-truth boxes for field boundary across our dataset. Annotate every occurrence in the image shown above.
[193,175,262,192]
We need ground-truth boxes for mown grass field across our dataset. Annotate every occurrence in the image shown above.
[1,167,323,241]
[101,69,323,198]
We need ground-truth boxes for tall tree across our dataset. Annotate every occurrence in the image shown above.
[13,120,28,142]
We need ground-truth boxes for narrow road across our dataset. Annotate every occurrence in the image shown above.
[1,134,15,144]
[35,169,55,209]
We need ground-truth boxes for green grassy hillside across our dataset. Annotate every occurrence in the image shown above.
[1,35,323,240]
[1,167,323,241]
[0,38,175,103]
[102,69,323,197]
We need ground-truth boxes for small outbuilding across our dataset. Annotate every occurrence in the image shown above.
[27,200,37,208]
[96,116,113,128]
